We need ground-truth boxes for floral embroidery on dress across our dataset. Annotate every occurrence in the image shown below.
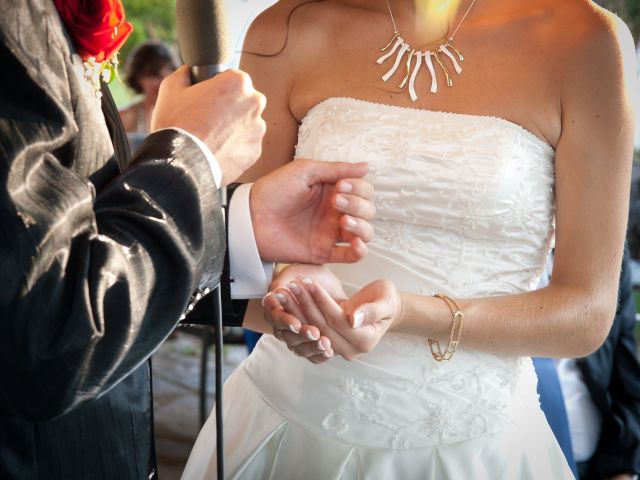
[291,97,555,448]
[320,356,527,449]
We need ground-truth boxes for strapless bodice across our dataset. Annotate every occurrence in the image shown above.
[296,97,555,298]
[241,98,558,451]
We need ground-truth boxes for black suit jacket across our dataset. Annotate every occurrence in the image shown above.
[578,249,640,479]
[0,1,226,478]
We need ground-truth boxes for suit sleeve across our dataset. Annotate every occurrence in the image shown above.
[182,183,250,327]
[589,252,640,478]
[0,42,226,421]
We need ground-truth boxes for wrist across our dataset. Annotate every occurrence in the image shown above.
[248,184,269,260]
[392,292,451,339]
[394,291,408,330]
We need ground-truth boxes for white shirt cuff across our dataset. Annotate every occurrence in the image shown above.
[160,127,222,188]
[228,183,274,298]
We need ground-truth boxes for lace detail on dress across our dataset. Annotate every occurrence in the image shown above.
[319,341,531,449]
[297,97,555,299]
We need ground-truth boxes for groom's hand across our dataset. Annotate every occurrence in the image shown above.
[250,159,375,264]
[152,66,266,186]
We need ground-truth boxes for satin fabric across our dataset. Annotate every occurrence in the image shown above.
[0,1,225,478]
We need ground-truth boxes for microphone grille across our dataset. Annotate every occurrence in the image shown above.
[176,0,231,66]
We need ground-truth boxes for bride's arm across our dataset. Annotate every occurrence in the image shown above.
[236,2,301,182]
[266,14,638,360]
[394,15,637,358]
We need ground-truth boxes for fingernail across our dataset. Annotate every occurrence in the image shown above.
[305,330,317,341]
[301,277,314,292]
[316,340,326,351]
[287,282,301,295]
[338,182,353,193]
[335,195,349,210]
[274,293,287,305]
[261,292,273,306]
[323,350,332,358]
[353,310,365,329]
[289,323,300,334]
[344,216,357,231]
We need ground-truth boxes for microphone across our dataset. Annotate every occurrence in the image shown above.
[176,0,231,83]
[175,2,230,478]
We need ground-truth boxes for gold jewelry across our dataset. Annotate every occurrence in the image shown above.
[377,0,477,100]
[428,293,464,361]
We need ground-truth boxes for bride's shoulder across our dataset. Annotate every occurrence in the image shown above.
[544,0,635,61]
[243,0,349,57]
[530,0,636,93]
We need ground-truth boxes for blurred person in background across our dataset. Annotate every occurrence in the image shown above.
[120,41,177,149]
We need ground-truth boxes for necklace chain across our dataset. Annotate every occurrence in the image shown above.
[378,0,478,100]
[384,0,477,40]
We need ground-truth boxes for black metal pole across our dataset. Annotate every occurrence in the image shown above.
[214,285,224,478]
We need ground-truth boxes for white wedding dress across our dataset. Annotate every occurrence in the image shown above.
[183,97,574,479]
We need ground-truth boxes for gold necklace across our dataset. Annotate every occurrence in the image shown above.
[377,0,477,100]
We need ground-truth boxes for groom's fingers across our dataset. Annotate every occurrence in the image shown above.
[159,65,191,91]
[334,193,376,220]
[340,215,374,243]
[327,237,368,264]
[300,160,369,184]
[337,178,374,200]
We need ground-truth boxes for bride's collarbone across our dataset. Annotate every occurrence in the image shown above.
[290,73,558,148]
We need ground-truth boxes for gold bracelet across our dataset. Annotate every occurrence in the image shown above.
[427,293,464,362]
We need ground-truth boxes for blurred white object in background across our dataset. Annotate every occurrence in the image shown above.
[226,0,277,67]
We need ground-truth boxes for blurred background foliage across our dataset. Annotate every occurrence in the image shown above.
[597,0,640,42]
[113,0,177,105]
[122,0,178,59]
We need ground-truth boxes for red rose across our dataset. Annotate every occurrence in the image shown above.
[54,0,133,62]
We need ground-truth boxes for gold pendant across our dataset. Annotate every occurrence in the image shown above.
[376,31,464,101]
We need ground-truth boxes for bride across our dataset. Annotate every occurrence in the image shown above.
[183,0,637,478]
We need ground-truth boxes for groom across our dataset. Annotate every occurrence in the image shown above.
[0,1,375,479]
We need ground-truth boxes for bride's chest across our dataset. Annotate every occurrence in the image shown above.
[296,98,555,236]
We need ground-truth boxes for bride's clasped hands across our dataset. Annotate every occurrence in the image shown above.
[263,264,406,363]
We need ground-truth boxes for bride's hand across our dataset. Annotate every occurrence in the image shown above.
[262,264,347,363]
[297,278,401,361]
[266,270,402,362]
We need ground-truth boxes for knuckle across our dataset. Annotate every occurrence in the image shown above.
[255,92,267,112]
[342,351,358,362]
[360,342,373,354]
[238,71,255,93]
[367,202,377,218]
[257,117,267,136]
[223,70,252,93]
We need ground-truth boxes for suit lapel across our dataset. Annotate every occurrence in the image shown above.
[101,85,131,173]
[1,1,77,110]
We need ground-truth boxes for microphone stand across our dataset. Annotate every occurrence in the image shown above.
[175,2,232,477]
[213,185,227,479]
[213,283,224,479]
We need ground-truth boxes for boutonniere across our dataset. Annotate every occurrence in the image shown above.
[54,0,133,99]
